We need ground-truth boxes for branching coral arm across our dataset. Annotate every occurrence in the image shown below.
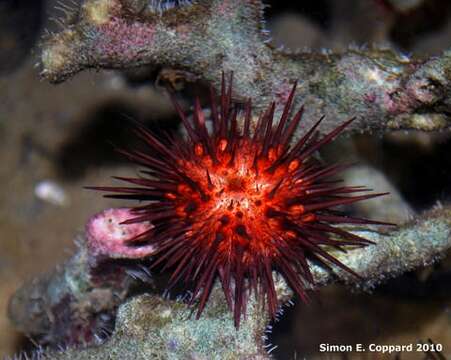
[41,0,451,133]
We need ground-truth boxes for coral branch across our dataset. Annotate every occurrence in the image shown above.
[41,0,451,133]
[309,205,451,287]
[40,284,290,360]
[8,208,154,348]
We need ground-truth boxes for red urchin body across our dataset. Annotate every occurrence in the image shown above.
[92,76,386,328]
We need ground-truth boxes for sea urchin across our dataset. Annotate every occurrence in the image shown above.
[91,75,386,328]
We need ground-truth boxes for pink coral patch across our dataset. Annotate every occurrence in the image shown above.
[86,208,154,259]
[97,17,156,61]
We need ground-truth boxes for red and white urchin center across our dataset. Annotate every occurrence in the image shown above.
[172,138,306,262]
